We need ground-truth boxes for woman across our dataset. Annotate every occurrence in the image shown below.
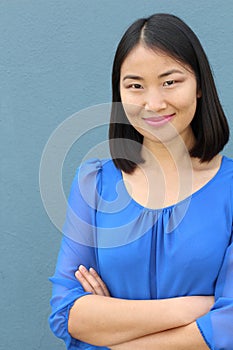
[49,13,233,349]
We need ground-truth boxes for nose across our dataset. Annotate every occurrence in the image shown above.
[144,89,167,112]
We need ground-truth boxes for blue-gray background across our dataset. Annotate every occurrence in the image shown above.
[1,1,233,349]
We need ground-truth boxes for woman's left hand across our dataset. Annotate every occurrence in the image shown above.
[75,265,111,297]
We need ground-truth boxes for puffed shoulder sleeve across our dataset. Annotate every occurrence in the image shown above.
[49,159,107,349]
[196,232,233,350]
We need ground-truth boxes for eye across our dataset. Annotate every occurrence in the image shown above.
[128,83,143,89]
[163,80,175,87]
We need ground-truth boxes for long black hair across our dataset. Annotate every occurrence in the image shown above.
[109,13,229,173]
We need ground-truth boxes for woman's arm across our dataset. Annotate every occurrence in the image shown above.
[110,322,209,350]
[68,266,213,347]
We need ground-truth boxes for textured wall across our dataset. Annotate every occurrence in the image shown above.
[1,1,233,349]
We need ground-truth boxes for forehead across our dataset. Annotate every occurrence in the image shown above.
[120,44,189,75]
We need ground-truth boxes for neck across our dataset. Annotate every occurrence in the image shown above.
[141,131,196,170]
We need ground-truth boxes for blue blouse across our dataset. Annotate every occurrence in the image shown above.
[49,156,233,350]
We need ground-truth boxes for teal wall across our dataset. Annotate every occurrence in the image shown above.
[1,1,233,349]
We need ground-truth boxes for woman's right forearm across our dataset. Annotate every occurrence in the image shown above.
[68,295,213,347]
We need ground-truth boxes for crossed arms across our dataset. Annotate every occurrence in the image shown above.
[68,265,212,349]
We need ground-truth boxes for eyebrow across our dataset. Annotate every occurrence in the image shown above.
[122,75,144,81]
[122,69,184,81]
[158,69,185,78]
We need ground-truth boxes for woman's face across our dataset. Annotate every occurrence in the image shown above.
[120,44,201,146]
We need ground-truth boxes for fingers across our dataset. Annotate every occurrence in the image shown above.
[75,269,95,294]
[75,265,110,296]
[89,267,111,297]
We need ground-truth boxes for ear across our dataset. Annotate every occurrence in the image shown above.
[197,88,202,98]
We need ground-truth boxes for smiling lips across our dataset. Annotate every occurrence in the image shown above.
[143,113,175,127]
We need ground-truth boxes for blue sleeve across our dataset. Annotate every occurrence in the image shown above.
[49,159,108,349]
[196,233,233,350]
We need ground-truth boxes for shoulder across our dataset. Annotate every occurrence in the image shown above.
[67,158,117,209]
[209,156,233,190]
[220,155,233,177]
[74,158,118,190]
[70,158,121,213]
[77,158,117,178]
[218,156,233,206]
[222,155,233,167]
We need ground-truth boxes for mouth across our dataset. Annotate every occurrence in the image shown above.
[143,113,175,127]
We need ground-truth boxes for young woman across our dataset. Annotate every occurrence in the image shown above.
[49,14,233,349]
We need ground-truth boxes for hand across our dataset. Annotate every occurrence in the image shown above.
[75,265,111,297]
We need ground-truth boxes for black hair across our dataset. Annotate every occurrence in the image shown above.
[109,13,229,173]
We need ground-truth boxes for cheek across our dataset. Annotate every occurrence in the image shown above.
[175,90,197,114]
[121,101,143,120]
[120,88,139,125]
[120,86,144,112]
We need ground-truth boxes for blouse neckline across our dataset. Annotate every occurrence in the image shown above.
[117,155,225,212]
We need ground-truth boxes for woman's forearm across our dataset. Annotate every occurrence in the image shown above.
[110,322,209,350]
[68,295,213,347]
